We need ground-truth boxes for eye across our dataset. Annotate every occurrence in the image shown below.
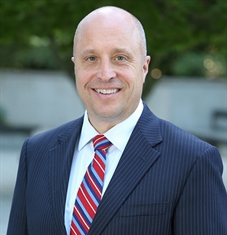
[86,56,96,61]
[116,56,126,61]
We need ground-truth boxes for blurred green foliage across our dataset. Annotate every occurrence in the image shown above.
[0,0,226,97]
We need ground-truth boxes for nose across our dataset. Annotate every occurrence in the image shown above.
[96,59,116,81]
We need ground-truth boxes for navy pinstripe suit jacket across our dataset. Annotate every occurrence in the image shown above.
[7,102,227,235]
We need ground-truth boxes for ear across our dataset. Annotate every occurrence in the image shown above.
[143,55,151,82]
[71,56,75,63]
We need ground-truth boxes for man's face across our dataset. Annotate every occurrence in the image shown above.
[73,12,150,130]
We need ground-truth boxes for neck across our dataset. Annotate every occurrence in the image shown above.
[88,118,119,134]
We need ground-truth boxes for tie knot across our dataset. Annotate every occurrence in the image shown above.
[93,135,112,151]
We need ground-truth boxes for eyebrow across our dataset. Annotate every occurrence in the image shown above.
[112,48,133,57]
[79,47,133,57]
[79,49,96,57]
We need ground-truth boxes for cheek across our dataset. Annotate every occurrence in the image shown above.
[75,76,86,97]
[75,76,81,88]
[128,70,144,88]
[75,70,89,87]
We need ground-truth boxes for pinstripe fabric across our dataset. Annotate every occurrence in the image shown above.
[70,135,112,235]
[7,102,227,235]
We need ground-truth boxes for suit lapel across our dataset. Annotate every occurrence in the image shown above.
[48,118,83,234]
[89,104,162,234]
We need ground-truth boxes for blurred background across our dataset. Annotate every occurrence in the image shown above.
[0,0,226,234]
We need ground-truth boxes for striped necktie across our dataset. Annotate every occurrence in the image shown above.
[70,135,112,235]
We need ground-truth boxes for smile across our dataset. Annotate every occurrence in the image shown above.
[94,89,119,94]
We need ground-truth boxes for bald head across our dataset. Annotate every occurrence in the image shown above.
[73,6,147,59]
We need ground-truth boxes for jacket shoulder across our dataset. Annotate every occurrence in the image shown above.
[156,117,220,166]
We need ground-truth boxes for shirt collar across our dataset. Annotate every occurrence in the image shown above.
[78,99,144,152]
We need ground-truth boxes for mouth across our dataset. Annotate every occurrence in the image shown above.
[94,88,120,95]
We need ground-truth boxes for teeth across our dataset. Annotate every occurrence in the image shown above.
[95,89,118,94]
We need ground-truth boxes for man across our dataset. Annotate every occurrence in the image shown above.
[7,6,227,235]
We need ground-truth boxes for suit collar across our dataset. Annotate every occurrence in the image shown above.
[137,102,162,147]
[48,117,83,234]
[57,117,84,143]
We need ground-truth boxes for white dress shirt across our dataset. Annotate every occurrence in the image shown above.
[64,100,144,234]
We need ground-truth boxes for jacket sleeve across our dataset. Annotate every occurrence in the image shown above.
[174,146,227,234]
[7,139,29,235]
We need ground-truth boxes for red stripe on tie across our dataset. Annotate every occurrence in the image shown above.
[86,169,102,197]
[80,184,97,213]
[76,187,96,219]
